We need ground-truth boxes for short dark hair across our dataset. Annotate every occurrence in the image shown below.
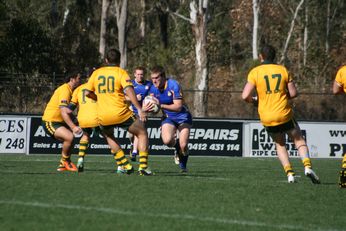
[106,49,120,64]
[64,69,81,83]
[150,65,166,78]
[260,45,276,62]
[134,66,146,74]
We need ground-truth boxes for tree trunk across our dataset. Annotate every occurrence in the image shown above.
[99,0,111,59]
[303,1,308,66]
[190,0,208,117]
[140,0,146,39]
[252,0,259,60]
[115,0,128,68]
[325,0,342,55]
[280,0,304,63]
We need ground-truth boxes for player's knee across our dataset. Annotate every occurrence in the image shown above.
[180,142,188,151]
[66,132,74,142]
[162,137,174,146]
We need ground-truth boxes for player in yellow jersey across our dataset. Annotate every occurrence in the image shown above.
[42,71,83,172]
[85,49,152,175]
[332,65,346,188]
[68,75,98,172]
[242,44,320,184]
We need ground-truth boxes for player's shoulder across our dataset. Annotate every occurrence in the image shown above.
[144,80,153,86]
[167,78,179,87]
[338,65,346,73]
[58,83,70,92]
[75,84,85,91]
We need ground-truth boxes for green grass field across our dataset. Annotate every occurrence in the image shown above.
[0,154,344,231]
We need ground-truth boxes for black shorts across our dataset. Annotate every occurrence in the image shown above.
[41,120,68,138]
[82,127,101,136]
[99,115,137,134]
[264,118,299,134]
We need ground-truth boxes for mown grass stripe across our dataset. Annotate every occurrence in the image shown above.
[0,200,340,231]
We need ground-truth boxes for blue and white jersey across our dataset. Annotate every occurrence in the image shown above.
[131,79,152,115]
[149,78,192,125]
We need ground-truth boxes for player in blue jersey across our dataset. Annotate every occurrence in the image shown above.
[128,66,152,161]
[148,65,192,173]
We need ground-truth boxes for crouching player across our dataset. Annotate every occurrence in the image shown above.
[149,65,192,173]
[42,71,82,172]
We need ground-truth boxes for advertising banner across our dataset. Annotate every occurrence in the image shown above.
[29,117,243,156]
[0,116,27,154]
[244,121,346,158]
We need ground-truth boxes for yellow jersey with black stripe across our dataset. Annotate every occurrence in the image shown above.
[85,65,134,126]
[247,63,293,126]
[42,83,72,122]
[335,65,346,93]
[70,83,98,128]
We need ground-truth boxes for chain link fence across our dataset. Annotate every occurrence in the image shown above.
[1,72,346,122]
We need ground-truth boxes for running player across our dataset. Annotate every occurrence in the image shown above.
[84,49,152,175]
[148,65,192,173]
[332,64,346,188]
[242,44,320,184]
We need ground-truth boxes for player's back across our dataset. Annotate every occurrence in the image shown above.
[248,63,292,126]
[86,65,133,125]
[72,84,98,128]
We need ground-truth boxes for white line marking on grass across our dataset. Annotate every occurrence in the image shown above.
[0,200,340,231]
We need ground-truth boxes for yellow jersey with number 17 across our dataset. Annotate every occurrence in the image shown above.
[335,65,346,93]
[70,83,98,128]
[247,63,293,127]
[85,65,134,126]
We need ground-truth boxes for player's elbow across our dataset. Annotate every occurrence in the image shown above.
[332,87,341,95]
[241,94,251,103]
[289,91,298,99]
[174,105,183,112]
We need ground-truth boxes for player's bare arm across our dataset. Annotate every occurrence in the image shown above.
[60,106,82,135]
[241,82,256,103]
[287,81,298,99]
[160,99,183,112]
[332,81,343,95]
[85,90,97,101]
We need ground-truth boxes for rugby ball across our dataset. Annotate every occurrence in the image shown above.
[143,96,160,114]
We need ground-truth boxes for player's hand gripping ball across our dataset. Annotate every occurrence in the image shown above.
[143,96,160,114]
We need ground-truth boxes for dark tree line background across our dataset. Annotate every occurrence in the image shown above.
[0,0,345,121]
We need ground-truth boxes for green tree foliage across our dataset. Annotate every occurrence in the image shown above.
[0,0,346,119]
[0,18,54,74]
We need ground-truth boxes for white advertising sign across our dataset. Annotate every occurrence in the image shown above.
[244,121,346,158]
[0,117,27,154]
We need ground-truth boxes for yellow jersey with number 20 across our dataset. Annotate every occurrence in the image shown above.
[247,63,293,127]
[85,65,134,126]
